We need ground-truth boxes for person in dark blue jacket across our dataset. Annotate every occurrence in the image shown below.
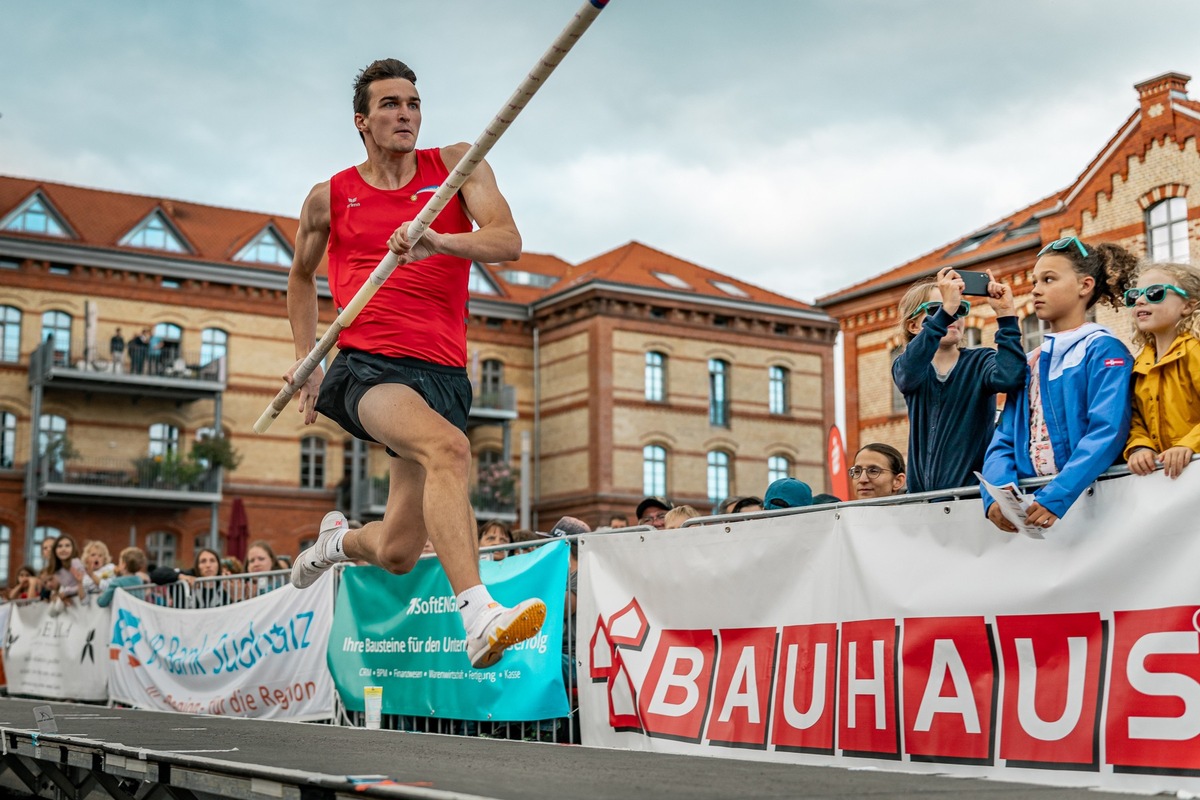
[982,238,1140,532]
[893,267,1026,494]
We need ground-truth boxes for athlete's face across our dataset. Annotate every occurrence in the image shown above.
[356,78,421,153]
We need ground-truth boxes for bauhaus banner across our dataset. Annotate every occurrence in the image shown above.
[578,470,1200,796]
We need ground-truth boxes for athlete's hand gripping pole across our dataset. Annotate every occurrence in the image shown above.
[254,0,611,434]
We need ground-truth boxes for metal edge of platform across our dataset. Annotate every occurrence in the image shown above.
[0,727,498,800]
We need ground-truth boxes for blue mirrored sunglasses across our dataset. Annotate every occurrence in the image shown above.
[1037,236,1089,259]
[908,300,970,320]
[1123,283,1189,307]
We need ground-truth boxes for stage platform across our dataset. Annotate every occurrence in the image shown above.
[0,698,1138,800]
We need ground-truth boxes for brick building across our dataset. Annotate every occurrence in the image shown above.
[0,176,836,581]
[818,71,1200,457]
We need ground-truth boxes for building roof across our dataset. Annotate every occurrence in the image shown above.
[0,175,821,316]
[817,71,1200,309]
[0,175,304,272]
[554,240,821,312]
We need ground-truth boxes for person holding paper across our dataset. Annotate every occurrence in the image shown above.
[982,238,1138,532]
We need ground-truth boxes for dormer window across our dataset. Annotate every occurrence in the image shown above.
[946,225,1004,257]
[234,226,293,267]
[467,263,499,295]
[1,192,72,238]
[120,211,190,254]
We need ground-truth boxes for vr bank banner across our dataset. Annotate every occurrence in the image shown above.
[6,600,109,702]
[328,541,569,722]
[579,470,1200,796]
[108,573,334,721]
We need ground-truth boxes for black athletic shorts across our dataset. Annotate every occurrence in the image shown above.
[316,350,472,454]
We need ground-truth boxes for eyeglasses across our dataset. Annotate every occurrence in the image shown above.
[849,465,896,480]
[639,512,666,524]
[1123,283,1189,307]
[1037,237,1089,259]
[908,300,971,320]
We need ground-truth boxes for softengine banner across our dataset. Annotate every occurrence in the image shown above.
[108,572,334,720]
[328,541,569,722]
[579,470,1200,796]
[5,599,109,701]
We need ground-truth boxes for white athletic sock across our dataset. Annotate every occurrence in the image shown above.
[457,584,498,635]
[318,526,350,563]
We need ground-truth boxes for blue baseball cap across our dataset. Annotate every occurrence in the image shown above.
[764,478,813,510]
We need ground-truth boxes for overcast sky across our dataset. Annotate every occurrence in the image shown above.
[2,0,1198,304]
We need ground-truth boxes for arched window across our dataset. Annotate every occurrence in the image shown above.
[0,411,15,469]
[1147,197,1189,263]
[31,526,62,572]
[962,327,982,349]
[200,328,227,367]
[707,450,731,505]
[146,531,177,569]
[300,436,326,489]
[1022,314,1048,353]
[38,414,68,474]
[480,359,504,405]
[645,351,666,402]
[149,423,180,457]
[768,366,789,414]
[1,305,21,363]
[708,358,730,427]
[41,310,71,366]
[768,454,791,484]
[152,322,183,374]
[642,445,667,497]
[890,345,906,413]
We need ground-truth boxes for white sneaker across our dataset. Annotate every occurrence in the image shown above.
[466,598,547,669]
[291,510,348,589]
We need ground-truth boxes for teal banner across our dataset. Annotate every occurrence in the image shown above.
[328,541,570,721]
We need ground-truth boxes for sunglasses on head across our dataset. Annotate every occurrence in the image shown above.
[1037,236,1089,259]
[908,300,971,320]
[1123,283,1189,307]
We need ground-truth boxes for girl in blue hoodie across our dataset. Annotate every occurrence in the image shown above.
[982,238,1139,532]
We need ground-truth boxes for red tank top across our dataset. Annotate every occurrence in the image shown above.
[327,150,473,366]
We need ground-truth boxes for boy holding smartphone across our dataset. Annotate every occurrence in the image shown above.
[892,267,1027,493]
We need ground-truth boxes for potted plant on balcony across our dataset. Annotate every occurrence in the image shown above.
[40,434,79,481]
[190,434,242,472]
[471,461,516,514]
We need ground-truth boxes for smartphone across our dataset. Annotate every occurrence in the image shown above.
[959,270,991,297]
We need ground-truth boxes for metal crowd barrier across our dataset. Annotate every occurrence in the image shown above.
[106,569,293,609]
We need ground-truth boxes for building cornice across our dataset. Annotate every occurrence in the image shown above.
[534,279,836,327]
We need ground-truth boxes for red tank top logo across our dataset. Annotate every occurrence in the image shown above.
[346,196,361,208]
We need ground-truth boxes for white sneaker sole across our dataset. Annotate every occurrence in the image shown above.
[468,599,547,669]
[291,511,346,589]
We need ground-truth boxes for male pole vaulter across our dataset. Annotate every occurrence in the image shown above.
[285,58,544,669]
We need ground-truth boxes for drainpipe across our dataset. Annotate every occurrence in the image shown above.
[532,326,541,532]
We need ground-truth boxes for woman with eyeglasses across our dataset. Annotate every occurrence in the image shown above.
[851,443,907,499]
[982,237,1138,533]
[892,266,1026,494]
[1123,261,1200,479]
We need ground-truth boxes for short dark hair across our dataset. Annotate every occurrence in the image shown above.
[855,442,906,475]
[353,59,418,117]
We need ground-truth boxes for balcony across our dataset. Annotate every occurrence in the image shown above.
[29,339,226,401]
[30,455,222,506]
[469,382,517,423]
[362,474,516,523]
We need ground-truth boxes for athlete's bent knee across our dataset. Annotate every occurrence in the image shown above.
[377,543,421,575]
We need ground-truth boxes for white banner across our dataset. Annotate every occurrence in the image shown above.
[0,602,12,688]
[5,600,110,701]
[579,470,1200,796]
[108,573,334,721]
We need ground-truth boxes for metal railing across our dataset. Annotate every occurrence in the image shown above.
[105,569,292,609]
[40,337,227,383]
[34,455,222,495]
[470,383,517,414]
